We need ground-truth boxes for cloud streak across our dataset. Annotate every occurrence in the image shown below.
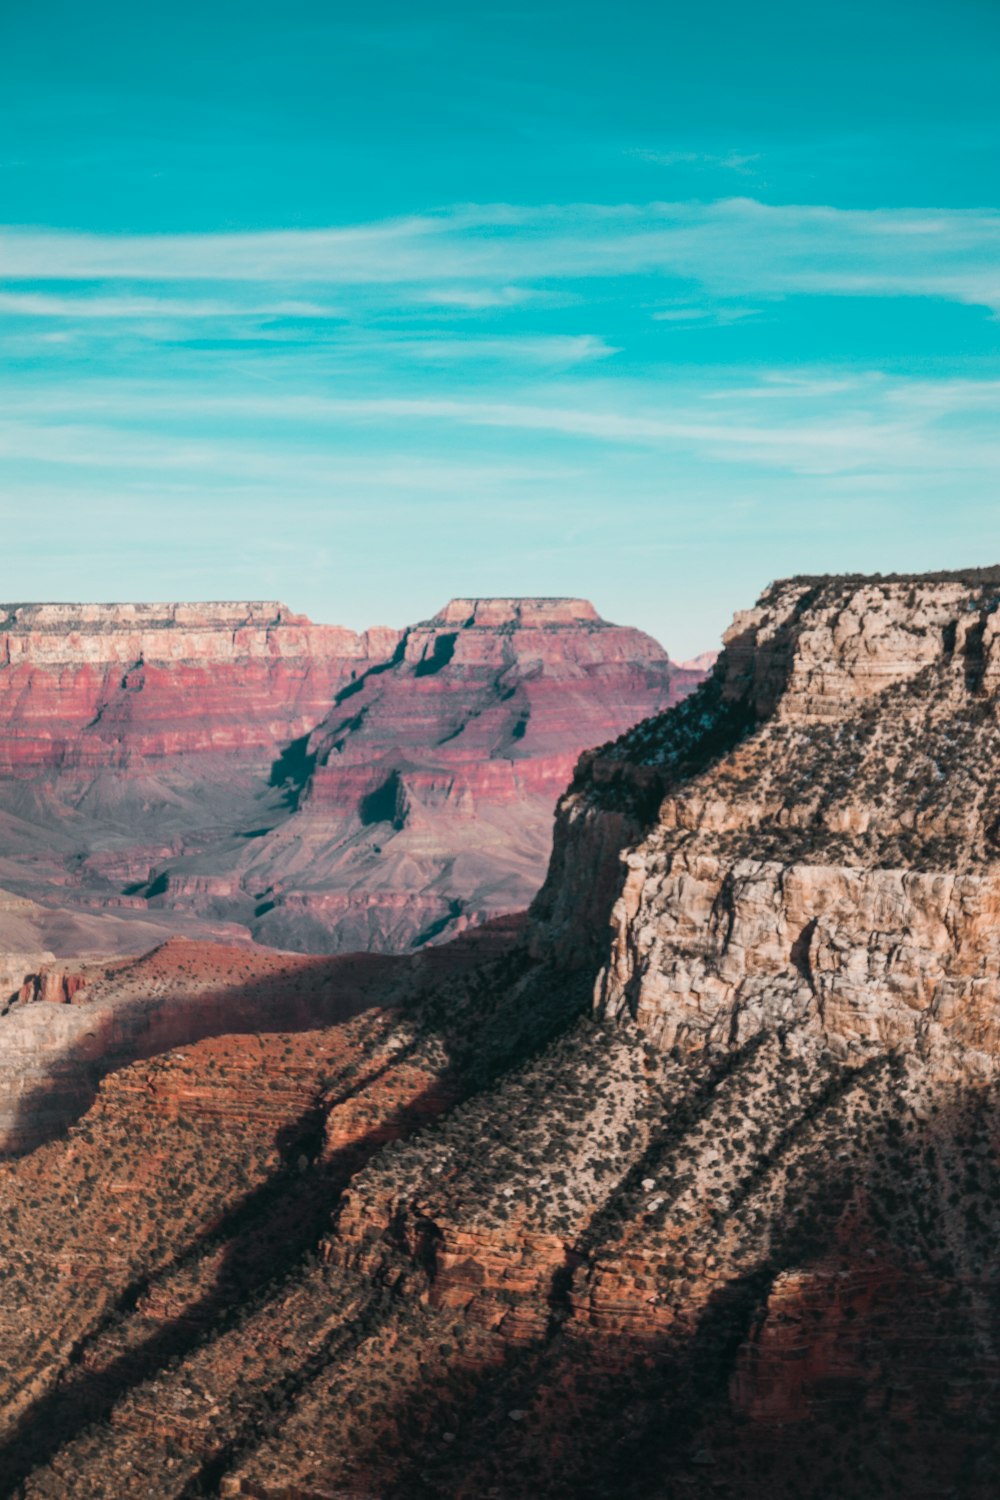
[5,371,999,482]
[0,292,342,319]
[2,200,1000,313]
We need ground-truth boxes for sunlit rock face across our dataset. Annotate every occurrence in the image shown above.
[1,572,1000,1499]
[526,569,1000,1075]
[0,597,705,954]
[252,596,697,951]
[0,599,399,770]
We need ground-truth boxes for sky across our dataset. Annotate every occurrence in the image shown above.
[1,0,999,657]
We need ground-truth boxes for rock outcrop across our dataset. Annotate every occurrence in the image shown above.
[571,572,1000,1070]
[230,595,689,950]
[2,570,997,1497]
[0,596,701,955]
[0,600,398,772]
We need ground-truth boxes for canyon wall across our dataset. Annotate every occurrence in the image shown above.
[584,573,1000,1072]
[3,572,997,1496]
[0,596,702,954]
[0,600,398,771]
[233,596,693,950]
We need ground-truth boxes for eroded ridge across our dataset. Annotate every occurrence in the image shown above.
[0,597,706,956]
[2,570,999,1498]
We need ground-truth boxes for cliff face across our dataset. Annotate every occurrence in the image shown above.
[0,601,398,772]
[233,596,686,951]
[0,596,698,955]
[1,572,997,1498]
[576,574,1000,1069]
[307,595,671,808]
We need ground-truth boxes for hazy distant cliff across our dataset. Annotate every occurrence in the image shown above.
[0,596,706,956]
[0,600,398,771]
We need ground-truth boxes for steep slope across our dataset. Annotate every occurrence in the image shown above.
[0,918,523,1155]
[3,571,997,1497]
[0,601,396,954]
[0,597,701,956]
[546,570,1000,1063]
[220,596,689,951]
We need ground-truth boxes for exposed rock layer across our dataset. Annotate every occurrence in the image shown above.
[0,920,523,1154]
[581,573,1000,1069]
[1,571,997,1497]
[0,597,700,954]
[0,601,397,771]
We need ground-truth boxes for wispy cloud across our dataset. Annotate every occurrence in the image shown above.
[407,285,547,309]
[631,149,761,173]
[652,304,759,326]
[3,198,998,648]
[377,334,617,364]
[0,292,342,319]
[2,200,1000,313]
[6,370,999,482]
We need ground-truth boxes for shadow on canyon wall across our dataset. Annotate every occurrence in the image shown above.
[2,1076,993,1499]
[3,915,525,1157]
[0,1062,454,1497]
[374,1080,1000,1500]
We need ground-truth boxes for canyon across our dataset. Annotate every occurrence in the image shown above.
[0,597,703,961]
[0,569,998,1496]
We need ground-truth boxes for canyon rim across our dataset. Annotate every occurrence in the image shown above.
[4,1,997,1492]
[0,570,997,1496]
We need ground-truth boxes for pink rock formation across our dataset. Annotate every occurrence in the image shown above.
[231,597,694,949]
[0,601,398,772]
[0,597,706,954]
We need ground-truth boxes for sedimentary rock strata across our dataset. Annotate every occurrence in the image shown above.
[0,597,701,955]
[0,919,523,1155]
[585,572,1000,1070]
[0,601,396,773]
[1,570,997,1497]
[238,595,691,951]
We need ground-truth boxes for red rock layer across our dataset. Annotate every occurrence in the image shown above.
[0,597,707,956]
[0,920,522,1154]
[305,595,684,814]
[0,601,399,773]
[225,597,699,950]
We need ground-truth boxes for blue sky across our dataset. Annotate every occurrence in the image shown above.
[1,0,999,656]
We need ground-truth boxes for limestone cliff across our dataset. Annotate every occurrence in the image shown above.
[0,571,997,1499]
[0,596,701,956]
[564,570,1000,1070]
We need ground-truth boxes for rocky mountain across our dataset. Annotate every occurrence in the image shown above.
[0,597,701,957]
[0,601,397,773]
[1,569,997,1498]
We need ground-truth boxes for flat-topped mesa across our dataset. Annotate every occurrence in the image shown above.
[306,596,679,805]
[0,601,401,772]
[722,571,1000,722]
[395,597,665,680]
[0,600,398,665]
[532,568,1000,1069]
[429,597,602,629]
[232,598,705,952]
[2,600,299,630]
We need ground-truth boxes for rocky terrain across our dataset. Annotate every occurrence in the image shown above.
[0,569,997,1497]
[0,919,522,1155]
[0,601,397,774]
[0,597,699,956]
